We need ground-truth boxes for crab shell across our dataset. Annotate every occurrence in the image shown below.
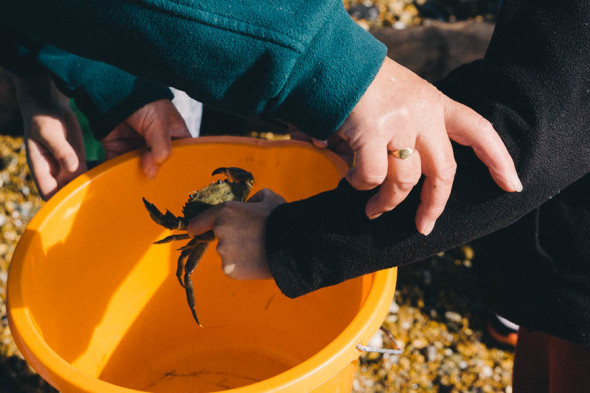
[181,167,254,220]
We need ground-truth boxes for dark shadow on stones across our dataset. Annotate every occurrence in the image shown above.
[371,21,495,82]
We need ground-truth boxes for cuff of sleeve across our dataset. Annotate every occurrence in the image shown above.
[269,7,387,140]
[265,179,378,298]
[264,201,318,298]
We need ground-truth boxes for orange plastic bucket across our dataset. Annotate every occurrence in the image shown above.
[7,137,396,393]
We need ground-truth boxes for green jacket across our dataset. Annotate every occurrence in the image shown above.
[1,0,386,139]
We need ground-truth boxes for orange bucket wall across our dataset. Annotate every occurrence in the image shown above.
[8,137,396,393]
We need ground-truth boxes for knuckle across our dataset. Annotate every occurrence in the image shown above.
[221,200,239,211]
[477,117,495,134]
[352,173,385,189]
[258,188,273,198]
[216,201,240,221]
[396,179,417,193]
[53,146,72,160]
[216,241,229,259]
[434,161,457,183]
[151,146,171,162]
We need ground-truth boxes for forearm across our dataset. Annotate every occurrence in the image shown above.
[0,27,172,139]
[266,0,590,297]
[1,0,386,139]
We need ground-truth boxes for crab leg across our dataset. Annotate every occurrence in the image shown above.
[176,239,195,287]
[154,233,191,244]
[183,240,210,326]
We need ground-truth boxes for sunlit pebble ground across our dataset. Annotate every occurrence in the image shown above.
[0,136,54,392]
[353,252,514,393]
[0,2,512,392]
[344,0,500,30]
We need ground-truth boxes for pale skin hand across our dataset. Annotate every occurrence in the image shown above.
[338,57,522,235]
[187,189,285,279]
[15,75,87,200]
[16,73,190,200]
[101,98,191,180]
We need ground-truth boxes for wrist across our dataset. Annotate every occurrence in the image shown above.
[268,6,386,140]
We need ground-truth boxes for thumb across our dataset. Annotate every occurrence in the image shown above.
[187,204,222,238]
[247,188,286,204]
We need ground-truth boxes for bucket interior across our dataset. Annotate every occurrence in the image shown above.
[11,139,375,392]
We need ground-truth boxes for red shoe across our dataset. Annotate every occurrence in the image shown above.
[487,313,519,348]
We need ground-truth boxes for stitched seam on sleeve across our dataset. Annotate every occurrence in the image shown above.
[136,0,307,53]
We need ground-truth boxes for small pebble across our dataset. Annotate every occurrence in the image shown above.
[368,331,384,348]
[389,301,400,314]
[445,311,462,323]
[393,21,407,29]
[480,365,494,378]
[427,346,438,362]
[412,338,428,349]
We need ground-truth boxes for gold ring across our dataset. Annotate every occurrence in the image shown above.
[389,148,415,159]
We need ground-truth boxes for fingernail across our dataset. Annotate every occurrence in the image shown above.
[313,139,328,148]
[146,166,158,180]
[512,176,523,192]
[366,200,382,219]
[420,220,435,236]
[223,264,236,275]
[368,212,383,220]
[64,156,78,172]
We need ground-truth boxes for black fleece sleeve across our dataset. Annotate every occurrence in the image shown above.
[265,0,590,298]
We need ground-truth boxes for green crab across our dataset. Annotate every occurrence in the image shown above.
[143,167,254,326]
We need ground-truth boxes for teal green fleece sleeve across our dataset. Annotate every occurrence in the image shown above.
[1,0,386,139]
[0,27,173,139]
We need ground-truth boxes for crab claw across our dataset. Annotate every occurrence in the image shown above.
[212,167,254,186]
[142,197,186,230]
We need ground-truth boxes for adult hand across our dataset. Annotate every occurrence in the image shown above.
[187,189,286,279]
[15,75,87,200]
[339,57,522,235]
[101,98,191,179]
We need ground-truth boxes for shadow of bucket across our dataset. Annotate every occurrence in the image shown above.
[8,137,397,393]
